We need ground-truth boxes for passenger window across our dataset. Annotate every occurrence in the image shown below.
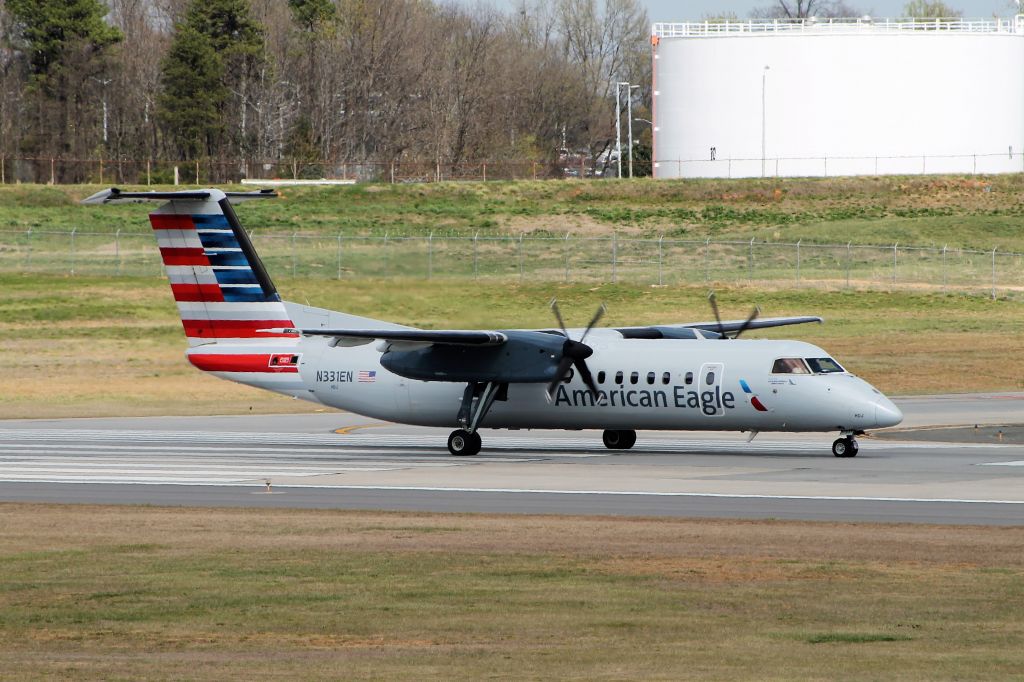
[685,371,693,385]
[630,371,639,385]
[615,371,623,384]
[662,372,670,385]
[646,372,655,385]
[772,358,811,374]
[597,370,606,384]
[705,371,715,385]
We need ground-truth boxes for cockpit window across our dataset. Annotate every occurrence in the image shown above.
[806,357,845,374]
[772,358,811,374]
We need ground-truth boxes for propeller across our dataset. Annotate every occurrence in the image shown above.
[707,291,760,339]
[546,299,605,402]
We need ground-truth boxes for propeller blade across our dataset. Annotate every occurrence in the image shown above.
[549,298,568,337]
[733,306,762,339]
[574,358,600,400]
[708,291,725,338]
[545,355,575,402]
[578,303,607,343]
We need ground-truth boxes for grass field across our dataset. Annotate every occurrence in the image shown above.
[1,505,1022,679]
[2,273,1023,419]
[3,175,1024,249]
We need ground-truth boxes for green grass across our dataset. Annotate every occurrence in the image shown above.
[3,175,1024,250]
[1,506,1022,680]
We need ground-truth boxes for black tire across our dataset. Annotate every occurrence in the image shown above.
[448,429,481,456]
[603,429,637,450]
[832,437,857,458]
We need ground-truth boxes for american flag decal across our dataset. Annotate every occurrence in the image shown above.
[357,370,377,383]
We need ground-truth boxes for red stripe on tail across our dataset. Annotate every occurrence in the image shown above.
[160,247,209,266]
[150,214,196,230]
[170,283,225,302]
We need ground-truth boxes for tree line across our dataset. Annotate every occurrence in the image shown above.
[0,0,651,183]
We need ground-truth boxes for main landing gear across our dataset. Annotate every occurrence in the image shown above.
[832,435,859,458]
[603,429,637,450]
[447,381,506,456]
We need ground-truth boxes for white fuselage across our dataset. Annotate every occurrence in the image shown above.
[209,335,902,434]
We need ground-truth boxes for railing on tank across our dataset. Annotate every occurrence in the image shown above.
[653,17,1022,38]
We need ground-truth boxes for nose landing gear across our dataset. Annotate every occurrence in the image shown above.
[603,429,637,450]
[832,435,859,458]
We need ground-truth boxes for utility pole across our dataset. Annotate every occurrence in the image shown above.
[615,81,630,179]
[627,84,639,178]
[761,66,770,178]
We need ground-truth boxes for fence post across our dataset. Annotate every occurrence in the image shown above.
[532,162,537,180]
[518,234,524,283]
[99,157,103,185]
[748,237,755,282]
[482,162,487,182]
[115,228,121,276]
[658,235,664,286]
[611,233,618,283]
[70,227,76,276]
[942,244,947,291]
[195,159,200,184]
[892,242,898,285]
[563,232,570,282]
[25,228,32,269]
[384,231,389,276]
[796,239,801,284]
[704,238,711,283]
[991,247,998,300]
[846,242,851,289]
[291,231,297,277]
[473,232,479,279]
[50,158,55,185]
[428,232,433,279]
[147,159,152,186]
[337,233,343,280]
[390,161,395,184]
[1,156,5,183]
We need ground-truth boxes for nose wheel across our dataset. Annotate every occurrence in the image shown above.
[603,429,637,450]
[832,436,859,458]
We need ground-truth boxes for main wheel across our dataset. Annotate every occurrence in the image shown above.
[603,429,637,450]
[448,429,481,456]
[832,437,857,458]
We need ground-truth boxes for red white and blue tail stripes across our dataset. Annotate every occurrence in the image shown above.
[150,208,296,343]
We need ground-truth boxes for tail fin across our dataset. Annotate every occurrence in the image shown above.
[83,188,296,346]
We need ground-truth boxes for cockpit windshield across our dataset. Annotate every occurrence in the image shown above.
[771,358,810,374]
[805,357,845,374]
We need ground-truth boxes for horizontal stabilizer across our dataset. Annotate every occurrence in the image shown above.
[684,316,823,335]
[81,187,277,205]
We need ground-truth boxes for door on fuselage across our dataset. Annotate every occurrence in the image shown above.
[698,362,726,417]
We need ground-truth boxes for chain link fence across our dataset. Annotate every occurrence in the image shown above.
[1,228,1020,298]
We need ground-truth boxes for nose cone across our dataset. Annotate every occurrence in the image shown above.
[874,397,903,428]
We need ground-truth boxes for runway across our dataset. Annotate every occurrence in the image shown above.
[1,393,1023,524]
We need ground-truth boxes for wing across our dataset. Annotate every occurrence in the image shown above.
[617,316,822,339]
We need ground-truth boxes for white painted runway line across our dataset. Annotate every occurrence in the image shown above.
[979,460,1024,467]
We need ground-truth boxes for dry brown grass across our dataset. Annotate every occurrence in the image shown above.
[1,505,1022,680]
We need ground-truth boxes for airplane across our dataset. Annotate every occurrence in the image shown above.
[83,187,903,458]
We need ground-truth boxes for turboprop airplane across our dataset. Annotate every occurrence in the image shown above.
[83,187,902,458]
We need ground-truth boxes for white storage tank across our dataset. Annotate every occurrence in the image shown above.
[652,17,1024,178]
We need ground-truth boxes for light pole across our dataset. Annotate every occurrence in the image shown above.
[627,84,639,178]
[761,65,770,178]
[615,81,630,178]
[91,77,111,145]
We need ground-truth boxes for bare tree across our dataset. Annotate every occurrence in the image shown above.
[752,1,862,18]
